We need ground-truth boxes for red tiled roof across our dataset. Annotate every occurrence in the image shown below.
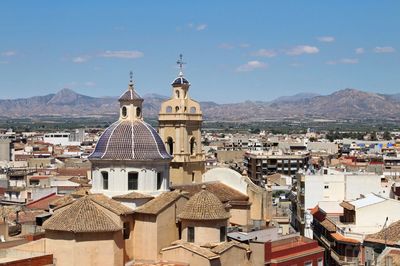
[27,193,62,210]
[331,233,360,244]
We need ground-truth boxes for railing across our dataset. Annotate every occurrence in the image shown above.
[330,249,359,264]
[320,235,333,247]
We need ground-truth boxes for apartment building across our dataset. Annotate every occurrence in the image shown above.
[244,150,310,185]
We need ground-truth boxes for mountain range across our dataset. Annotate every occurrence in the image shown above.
[1,88,399,121]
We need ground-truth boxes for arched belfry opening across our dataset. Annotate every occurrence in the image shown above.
[167,137,174,155]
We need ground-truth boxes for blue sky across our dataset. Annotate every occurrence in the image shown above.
[0,1,399,103]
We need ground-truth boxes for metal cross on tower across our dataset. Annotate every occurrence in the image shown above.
[129,71,133,84]
[176,54,186,74]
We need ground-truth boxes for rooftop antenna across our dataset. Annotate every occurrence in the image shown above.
[176,54,186,76]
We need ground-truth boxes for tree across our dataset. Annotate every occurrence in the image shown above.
[383,131,392,141]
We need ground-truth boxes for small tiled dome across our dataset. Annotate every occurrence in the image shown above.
[171,72,189,86]
[119,84,143,102]
[89,120,172,161]
[178,186,231,221]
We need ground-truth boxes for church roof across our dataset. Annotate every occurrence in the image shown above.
[88,120,172,161]
[172,76,189,86]
[119,85,143,102]
[43,196,124,233]
[178,187,231,221]
[135,191,186,215]
[171,181,249,203]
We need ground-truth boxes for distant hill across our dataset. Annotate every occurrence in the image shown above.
[1,88,400,121]
[272,92,320,103]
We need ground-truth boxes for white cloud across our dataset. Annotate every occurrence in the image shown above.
[326,58,359,65]
[355,48,365,54]
[72,56,89,63]
[196,24,207,31]
[100,50,144,59]
[239,43,250,48]
[374,46,396,53]
[317,36,335,42]
[1,51,16,57]
[286,45,319,56]
[236,61,267,72]
[187,23,207,31]
[252,49,277,58]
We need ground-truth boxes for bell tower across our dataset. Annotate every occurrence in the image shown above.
[158,55,205,185]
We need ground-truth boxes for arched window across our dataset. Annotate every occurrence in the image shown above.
[166,106,172,113]
[190,107,196,113]
[136,107,141,117]
[128,172,138,190]
[190,137,196,155]
[175,90,180,98]
[175,106,179,112]
[121,106,127,118]
[101,171,109,190]
[167,137,174,155]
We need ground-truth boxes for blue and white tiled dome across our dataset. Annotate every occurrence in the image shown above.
[89,119,172,161]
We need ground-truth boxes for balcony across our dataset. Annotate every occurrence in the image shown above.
[330,249,359,265]
[320,235,333,248]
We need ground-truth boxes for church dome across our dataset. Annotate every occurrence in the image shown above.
[178,186,231,221]
[89,120,172,161]
[172,76,189,86]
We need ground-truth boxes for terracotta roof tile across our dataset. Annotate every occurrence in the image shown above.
[27,193,60,210]
[320,219,336,232]
[211,240,250,254]
[178,187,231,221]
[89,194,133,215]
[331,233,360,244]
[162,243,219,260]
[49,195,74,208]
[135,191,185,215]
[340,201,355,210]
[112,191,154,201]
[43,196,122,233]
[172,182,248,203]
[365,220,400,245]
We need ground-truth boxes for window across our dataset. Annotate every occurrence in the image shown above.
[220,226,226,242]
[192,172,195,183]
[157,172,163,190]
[190,107,196,113]
[188,227,194,242]
[167,137,174,155]
[324,185,329,189]
[121,106,127,117]
[317,258,323,266]
[123,222,130,239]
[176,90,180,98]
[190,138,196,155]
[175,106,179,112]
[166,106,172,113]
[136,107,141,117]
[102,172,109,190]
[128,172,138,190]
[304,261,312,266]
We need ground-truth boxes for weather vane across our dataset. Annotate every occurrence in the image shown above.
[176,54,186,73]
